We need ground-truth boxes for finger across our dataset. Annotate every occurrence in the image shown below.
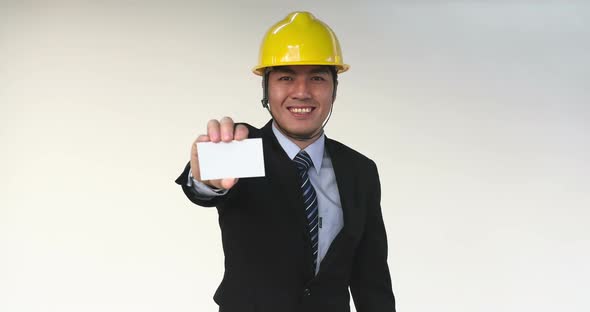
[207,119,221,142]
[220,178,238,190]
[234,124,249,141]
[220,116,235,142]
[190,134,210,181]
[202,178,235,190]
[192,134,210,158]
[202,179,222,189]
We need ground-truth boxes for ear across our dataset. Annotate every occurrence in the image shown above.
[261,69,271,108]
[332,79,338,103]
[329,66,338,102]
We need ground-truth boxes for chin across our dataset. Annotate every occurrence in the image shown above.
[285,127,321,139]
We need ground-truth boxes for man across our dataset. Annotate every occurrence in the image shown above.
[176,11,396,312]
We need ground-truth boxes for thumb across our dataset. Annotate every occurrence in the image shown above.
[190,135,210,181]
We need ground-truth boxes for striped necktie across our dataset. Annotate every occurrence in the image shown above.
[294,151,319,273]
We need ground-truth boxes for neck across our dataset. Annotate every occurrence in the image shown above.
[271,120,323,150]
[276,126,321,150]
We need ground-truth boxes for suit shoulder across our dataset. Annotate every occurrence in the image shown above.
[326,138,377,169]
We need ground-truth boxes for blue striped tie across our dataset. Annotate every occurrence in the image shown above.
[294,151,319,273]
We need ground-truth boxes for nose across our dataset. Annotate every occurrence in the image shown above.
[290,79,311,100]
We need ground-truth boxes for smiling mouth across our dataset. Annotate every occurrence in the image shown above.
[288,107,315,114]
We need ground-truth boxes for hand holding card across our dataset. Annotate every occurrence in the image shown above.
[190,117,257,190]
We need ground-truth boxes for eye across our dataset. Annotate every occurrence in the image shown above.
[311,75,326,81]
[278,76,293,81]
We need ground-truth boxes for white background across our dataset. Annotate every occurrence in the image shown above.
[1,1,589,311]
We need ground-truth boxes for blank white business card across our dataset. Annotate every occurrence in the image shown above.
[197,138,265,180]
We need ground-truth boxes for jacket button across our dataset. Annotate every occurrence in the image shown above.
[303,288,311,296]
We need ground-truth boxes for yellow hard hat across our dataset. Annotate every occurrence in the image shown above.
[253,11,350,76]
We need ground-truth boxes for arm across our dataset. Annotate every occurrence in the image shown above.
[188,166,229,198]
[175,162,224,207]
[174,117,248,207]
[350,161,396,312]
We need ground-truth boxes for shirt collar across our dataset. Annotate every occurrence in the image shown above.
[271,122,324,174]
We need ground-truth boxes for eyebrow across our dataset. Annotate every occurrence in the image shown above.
[272,67,331,75]
[309,67,330,75]
[309,68,330,75]
[272,67,296,74]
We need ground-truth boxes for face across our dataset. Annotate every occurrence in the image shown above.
[267,65,335,139]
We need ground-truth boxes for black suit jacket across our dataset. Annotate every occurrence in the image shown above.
[175,121,395,312]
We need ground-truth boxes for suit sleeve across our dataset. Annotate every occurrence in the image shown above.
[350,160,396,312]
[174,161,225,207]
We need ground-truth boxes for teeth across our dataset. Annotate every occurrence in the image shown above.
[290,107,312,113]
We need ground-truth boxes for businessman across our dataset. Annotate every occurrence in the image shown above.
[176,11,396,312]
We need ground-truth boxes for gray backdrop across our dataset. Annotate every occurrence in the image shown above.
[2,1,589,311]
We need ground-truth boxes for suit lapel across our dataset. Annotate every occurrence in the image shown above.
[313,138,363,277]
[260,121,302,222]
[260,122,317,278]
[325,138,361,237]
